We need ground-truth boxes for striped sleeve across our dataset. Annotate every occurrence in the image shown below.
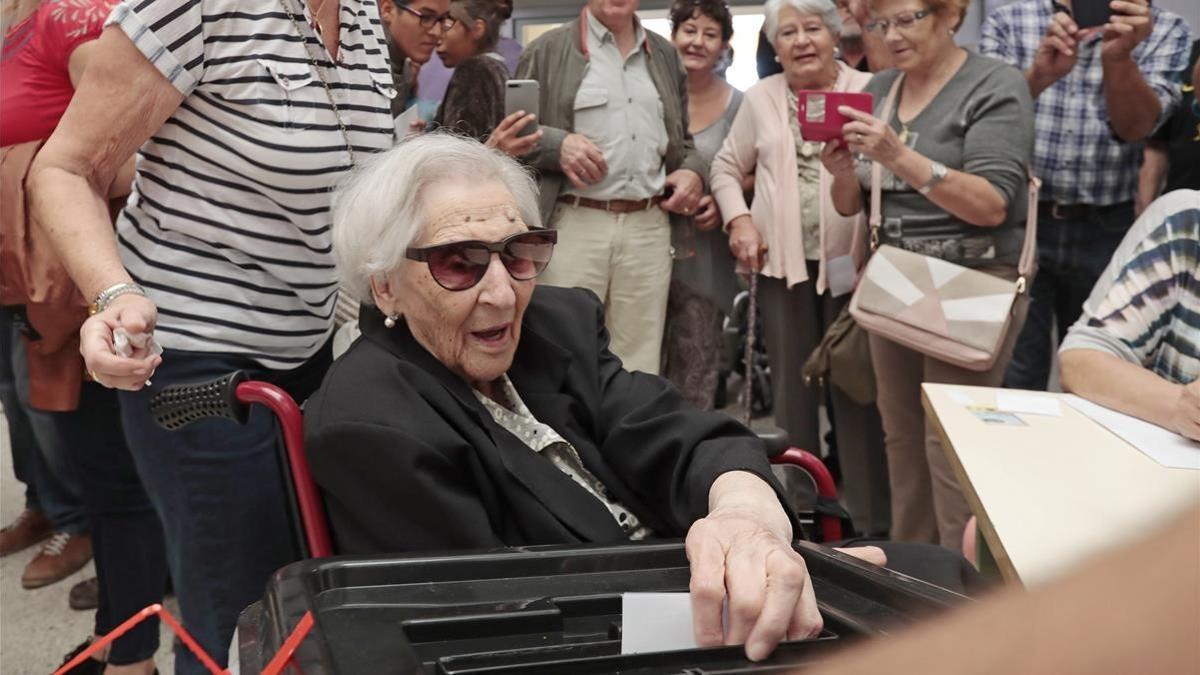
[106,0,205,95]
[1061,190,1200,384]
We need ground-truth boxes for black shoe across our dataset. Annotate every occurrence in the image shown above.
[69,576,100,611]
[58,639,104,675]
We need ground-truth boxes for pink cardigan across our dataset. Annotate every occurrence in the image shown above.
[710,64,871,293]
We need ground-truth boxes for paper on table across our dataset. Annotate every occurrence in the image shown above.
[995,392,1062,417]
[1064,395,1200,470]
[621,592,698,655]
[393,103,421,140]
[945,389,974,406]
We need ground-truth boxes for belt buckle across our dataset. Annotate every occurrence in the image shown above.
[1050,203,1069,220]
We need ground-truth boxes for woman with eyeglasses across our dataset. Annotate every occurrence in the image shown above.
[710,0,892,538]
[821,0,1034,548]
[431,0,542,156]
[307,133,924,660]
[380,0,452,118]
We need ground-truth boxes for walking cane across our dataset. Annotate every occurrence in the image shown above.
[741,272,758,426]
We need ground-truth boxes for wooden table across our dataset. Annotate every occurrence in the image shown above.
[922,384,1200,587]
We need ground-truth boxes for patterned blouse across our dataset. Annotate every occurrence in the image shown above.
[786,88,823,261]
[473,374,653,540]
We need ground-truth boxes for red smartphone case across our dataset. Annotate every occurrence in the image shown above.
[795,91,875,143]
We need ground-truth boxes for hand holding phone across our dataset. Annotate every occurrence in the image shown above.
[504,80,541,138]
[795,91,874,144]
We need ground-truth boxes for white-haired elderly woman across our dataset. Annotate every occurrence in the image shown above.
[307,134,917,660]
[710,0,891,538]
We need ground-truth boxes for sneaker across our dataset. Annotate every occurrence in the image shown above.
[69,576,100,611]
[0,508,52,557]
[21,532,92,589]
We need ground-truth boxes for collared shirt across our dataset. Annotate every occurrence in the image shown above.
[786,89,824,261]
[107,0,395,368]
[979,0,1191,206]
[1060,190,1200,385]
[474,374,653,540]
[566,9,669,201]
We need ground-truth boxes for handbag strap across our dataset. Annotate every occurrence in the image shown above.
[869,73,1040,297]
[869,75,905,251]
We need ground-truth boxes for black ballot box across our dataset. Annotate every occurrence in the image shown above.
[238,540,967,674]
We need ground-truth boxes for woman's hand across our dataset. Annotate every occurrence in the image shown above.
[820,139,857,178]
[485,111,544,158]
[692,195,721,231]
[687,471,822,661]
[728,216,767,272]
[80,293,162,391]
[840,106,907,166]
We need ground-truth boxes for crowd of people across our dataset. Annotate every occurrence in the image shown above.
[1,0,1196,672]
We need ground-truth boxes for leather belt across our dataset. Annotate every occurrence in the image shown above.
[558,195,663,213]
[1038,200,1132,221]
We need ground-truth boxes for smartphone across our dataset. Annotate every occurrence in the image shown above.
[1067,0,1110,29]
[504,80,541,138]
[795,91,874,144]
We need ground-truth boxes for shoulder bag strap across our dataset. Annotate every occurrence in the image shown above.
[1017,171,1041,293]
[870,74,905,251]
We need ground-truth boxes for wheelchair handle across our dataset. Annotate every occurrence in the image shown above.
[149,370,250,430]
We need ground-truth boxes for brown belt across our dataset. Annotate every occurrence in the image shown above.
[557,195,663,213]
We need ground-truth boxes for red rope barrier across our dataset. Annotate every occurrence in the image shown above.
[53,604,228,675]
[261,610,315,675]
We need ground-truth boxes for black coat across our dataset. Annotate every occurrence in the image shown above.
[305,286,795,555]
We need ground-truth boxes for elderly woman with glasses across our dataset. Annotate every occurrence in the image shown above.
[822,0,1033,548]
[307,134,892,660]
[710,0,891,537]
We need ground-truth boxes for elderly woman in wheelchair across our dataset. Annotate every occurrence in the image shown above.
[305,134,899,661]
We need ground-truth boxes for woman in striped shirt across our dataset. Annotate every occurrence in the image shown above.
[28,0,395,671]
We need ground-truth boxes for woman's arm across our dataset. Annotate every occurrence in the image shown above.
[67,38,136,200]
[1135,143,1168,216]
[820,141,864,216]
[437,58,506,142]
[708,101,758,228]
[1060,350,1199,440]
[29,25,186,388]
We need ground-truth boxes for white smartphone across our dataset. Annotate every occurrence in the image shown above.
[503,79,540,138]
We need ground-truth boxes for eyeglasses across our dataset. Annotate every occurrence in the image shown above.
[396,3,452,29]
[405,230,559,291]
[863,8,934,34]
[440,15,460,30]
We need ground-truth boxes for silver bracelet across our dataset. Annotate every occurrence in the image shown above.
[89,282,146,316]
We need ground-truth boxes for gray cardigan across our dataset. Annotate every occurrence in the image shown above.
[514,15,708,250]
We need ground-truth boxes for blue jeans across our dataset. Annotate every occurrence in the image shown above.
[1003,203,1134,391]
[0,308,86,534]
[118,345,330,674]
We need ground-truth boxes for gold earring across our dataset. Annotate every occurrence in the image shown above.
[384,313,399,328]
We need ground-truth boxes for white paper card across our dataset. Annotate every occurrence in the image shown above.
[1064,395,1200,470]
[393,103,421,141]
[945,389,974,406]
[621,593,699,655]
[995,392,1062,417]
[825,255,857,298]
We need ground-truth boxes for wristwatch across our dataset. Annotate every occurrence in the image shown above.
[917,161,948,195]
[88,282,146,316]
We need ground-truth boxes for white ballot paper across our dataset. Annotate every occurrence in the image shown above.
[1065,395,1200,470]
[995,391,1063,417]
[621,592,704,655]
[393,103,421,140]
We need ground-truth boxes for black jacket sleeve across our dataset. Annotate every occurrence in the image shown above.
[433,56,507,142]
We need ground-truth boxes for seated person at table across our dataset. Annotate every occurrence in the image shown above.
[1060,190,1200,441]
[309,134,924,660]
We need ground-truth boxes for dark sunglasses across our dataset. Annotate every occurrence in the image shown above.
[405,230,559,291]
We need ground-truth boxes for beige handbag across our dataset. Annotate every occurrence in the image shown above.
[849,76,1040,372]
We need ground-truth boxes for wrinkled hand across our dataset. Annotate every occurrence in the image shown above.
[661,169,704,216]
[833,545,888,566]
[820,139,857,178]
[406,117,426,137]
[1101,0,1153,62]
[486,111,544,158]
[692,195,721,231]
[841,106,906,166]
[687,507,821,661]
[80,293,162,391]
[1032,10,1081,88]
[728,216,768,272]
[1169,381,1200,441]
[560,133,608,189]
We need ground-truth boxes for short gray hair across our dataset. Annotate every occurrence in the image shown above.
[331,133,542,303]
[762,0,841,43]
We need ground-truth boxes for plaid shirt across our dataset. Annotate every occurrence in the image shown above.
[979,0,1192,205]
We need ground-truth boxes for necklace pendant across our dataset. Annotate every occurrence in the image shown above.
[898,127,909,145]
[800,141,815,158]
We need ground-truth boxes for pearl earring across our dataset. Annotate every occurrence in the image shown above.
[774,55,780,63]
[384,313,399,328]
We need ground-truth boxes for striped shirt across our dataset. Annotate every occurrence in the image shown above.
[107,0,395,369]
[1061,190,1200,385]
[979,0,1191,206]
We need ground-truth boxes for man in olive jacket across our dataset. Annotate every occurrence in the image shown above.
[514,0,708,375]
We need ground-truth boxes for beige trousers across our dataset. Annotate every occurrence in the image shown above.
[540,203,672,374]
[869,268,1029,549]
